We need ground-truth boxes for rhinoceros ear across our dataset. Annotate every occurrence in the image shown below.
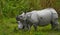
[21,11,26,14]
[22,12,25,15]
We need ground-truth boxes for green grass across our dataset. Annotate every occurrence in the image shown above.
[0,18,60,35]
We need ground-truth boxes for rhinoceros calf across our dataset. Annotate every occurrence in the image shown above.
[16,8,59,30]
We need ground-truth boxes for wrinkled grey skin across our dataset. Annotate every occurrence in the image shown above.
[16,14,27,30]
[16,8,59,30]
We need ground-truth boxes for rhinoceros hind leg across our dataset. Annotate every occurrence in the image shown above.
[51,18,59,30]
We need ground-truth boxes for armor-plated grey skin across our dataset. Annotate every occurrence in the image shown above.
[16,14,28,30]
[16,8,59,30]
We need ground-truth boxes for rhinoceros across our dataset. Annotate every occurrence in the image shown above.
[16,8,59,30]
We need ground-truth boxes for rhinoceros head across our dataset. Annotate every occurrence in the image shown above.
[18,12,26,21]
[16,12,27,30]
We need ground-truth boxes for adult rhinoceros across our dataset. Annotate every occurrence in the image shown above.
[16,8,59,30]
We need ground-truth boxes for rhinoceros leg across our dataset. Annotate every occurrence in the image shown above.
[22,20,29,31]
[51,18,59,30]
[33,23,38,31]
[27,23,32,31]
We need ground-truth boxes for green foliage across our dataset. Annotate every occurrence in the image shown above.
[0,0,32,18]
[0,0,60,18]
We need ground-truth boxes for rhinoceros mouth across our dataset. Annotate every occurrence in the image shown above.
[17,21,23,29]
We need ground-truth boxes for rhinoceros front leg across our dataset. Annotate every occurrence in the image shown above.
[27,23,32,31]
[33,23,38,31]
[23,20,28,31]
[51,18,59,30]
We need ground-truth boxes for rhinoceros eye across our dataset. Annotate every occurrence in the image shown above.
[20,16,23,18]
[20,16,24,20]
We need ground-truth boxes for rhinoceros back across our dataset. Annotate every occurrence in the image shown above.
[26,8,58,26]
[36,8,58,26]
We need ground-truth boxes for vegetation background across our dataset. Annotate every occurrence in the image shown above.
[0,0,60,35]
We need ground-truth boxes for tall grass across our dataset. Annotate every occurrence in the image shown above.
[0,18,60,35]
[0,0,60,18]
